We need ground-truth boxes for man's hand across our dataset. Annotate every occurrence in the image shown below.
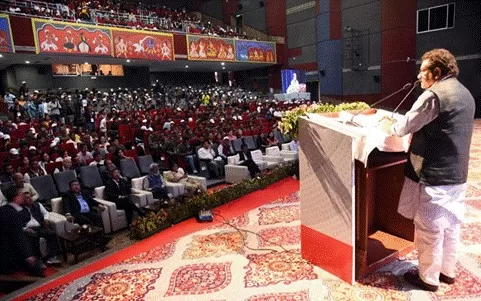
[378,116,396,135]
[25,228,36,234]
[65,214,75,223]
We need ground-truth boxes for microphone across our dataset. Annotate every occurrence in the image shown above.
[391,80,421,117]
[348,82,414,125]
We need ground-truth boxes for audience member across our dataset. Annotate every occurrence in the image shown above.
[13,173,40,202]
[146,163,171,202]
[61,180,105,228]
[0,186,46,277]
[164,163,206,195]
[105,169,145,227]
[24,160,47,183]
[217,136,234,164]
[238,144,261,178]
[20,191,62,265]
[197,140,225,178]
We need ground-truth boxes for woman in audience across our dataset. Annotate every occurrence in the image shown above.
[266,132,280,148]
[17,156,31,173]
[112,148,130,169]
[39,152,52,172]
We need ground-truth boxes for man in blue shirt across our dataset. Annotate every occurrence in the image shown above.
[61,180,106,228]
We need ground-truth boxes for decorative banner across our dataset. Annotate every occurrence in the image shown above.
[32,19,112,56]
[187,35,235,61]
[235,40,276,63]
[111,29,174,61]
[0,14,14,53]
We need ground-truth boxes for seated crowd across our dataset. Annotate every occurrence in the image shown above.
[1,0,251,39]
[0,82,306,277]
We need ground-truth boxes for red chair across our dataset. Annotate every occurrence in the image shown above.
[45,162,62,175]
[0,152,8,163]
[124,149,138,162]
[60,143,77,157]
[10,158,20,170]
[105,152,113,161]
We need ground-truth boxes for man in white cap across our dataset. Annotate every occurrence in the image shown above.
[4,89,16,110]
[19,81,28,98]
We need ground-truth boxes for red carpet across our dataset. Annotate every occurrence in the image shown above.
[13,177,299,300]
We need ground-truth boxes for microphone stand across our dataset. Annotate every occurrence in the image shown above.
[347,82,413,126]
[391,80,420,117]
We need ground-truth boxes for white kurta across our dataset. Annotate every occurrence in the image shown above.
[393,79,468,286]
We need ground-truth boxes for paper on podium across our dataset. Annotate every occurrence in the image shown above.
[305,109,410,165]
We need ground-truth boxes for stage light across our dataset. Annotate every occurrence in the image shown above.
[221,62,225,66]
[0,54,3,58]
[185,65,189,68]
[126,59,131,63]
[25,60,30,64]
[222,67,226,70]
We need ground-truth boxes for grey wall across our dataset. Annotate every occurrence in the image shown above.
[54,66,151,90]
[237,0,267,32]
[150,71,215,86]
[14,65,54,90]
[3,65,151,90]
[286,1,317,65]
[341,0,381,95]
[416,0,481,114]
[2,66,18,92]
[197,0,224,20]
[416,0,481,57]
[234,67,270,92]
[138,0,188,9]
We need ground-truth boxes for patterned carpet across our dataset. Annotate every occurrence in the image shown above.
[9,122,481,300]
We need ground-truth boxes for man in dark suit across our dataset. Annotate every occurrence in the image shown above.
[0,186,46,277]
[62,179,105,228]
[105,169,145,227]
[238,143,261,178]
[20,191,62,265]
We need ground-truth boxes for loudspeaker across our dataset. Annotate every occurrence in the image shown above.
[259,1,264,7]
[373,75,380,83]
[238,4,243,10]
[319,70,325,77]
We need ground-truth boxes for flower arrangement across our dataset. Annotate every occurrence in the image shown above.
[130,209,170,239]
[278,102,370,137]
[130,161,298,240]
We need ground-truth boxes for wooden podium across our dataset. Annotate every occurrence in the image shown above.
[298,112,415,284]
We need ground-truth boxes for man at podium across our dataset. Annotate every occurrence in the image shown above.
[378,49,475,291]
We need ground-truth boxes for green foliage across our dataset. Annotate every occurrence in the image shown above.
[130,161,298,240]
[278,102,370,136]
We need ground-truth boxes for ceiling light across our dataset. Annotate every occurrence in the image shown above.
[222,67,226,70]
[84,62,89,64]
[221,62,225,66]
[0,54,3,58]
[25,60,30,64]
[126,59,131,63]
[185,65,189,68]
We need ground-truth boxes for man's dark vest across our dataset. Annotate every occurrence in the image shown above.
[405,77,475,185]
[19,202,44,227]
